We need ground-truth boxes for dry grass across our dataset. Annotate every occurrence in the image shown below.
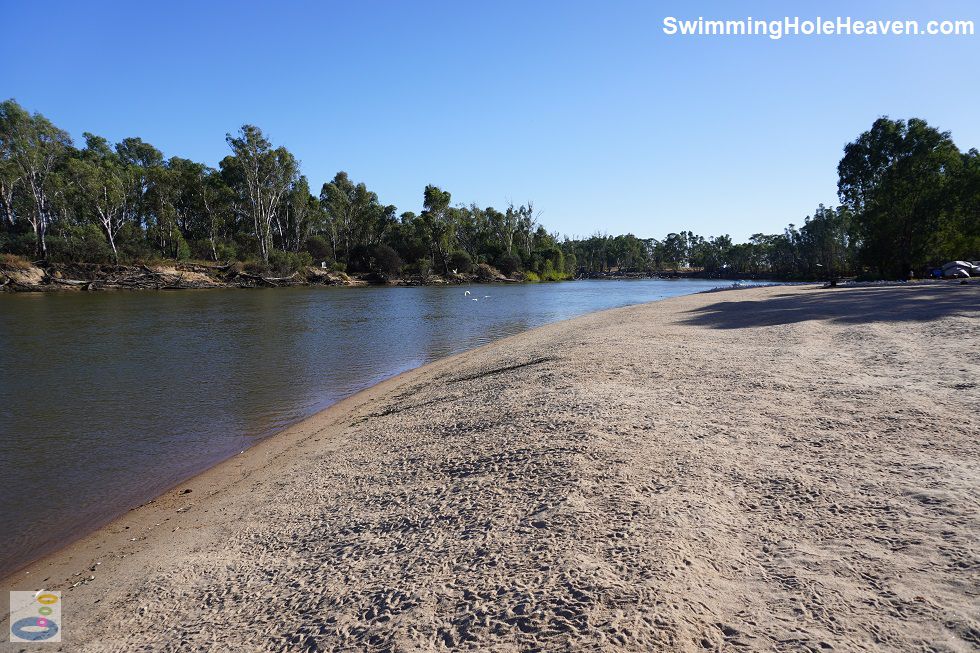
[0,253,33,270]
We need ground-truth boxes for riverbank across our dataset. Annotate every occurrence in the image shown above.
[0,259,528,292]
[0,258,801,293]
[2,284,978,651]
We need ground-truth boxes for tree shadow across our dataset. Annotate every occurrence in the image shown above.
[680,284,980,329]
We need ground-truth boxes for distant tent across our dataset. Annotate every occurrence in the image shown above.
[941,261,978,278]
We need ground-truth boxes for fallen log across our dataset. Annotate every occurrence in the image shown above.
[234,271,300,285]
[48,277,91,286]
[140,265,168,276]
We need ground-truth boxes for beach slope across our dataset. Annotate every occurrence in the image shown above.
[2,284,978,652]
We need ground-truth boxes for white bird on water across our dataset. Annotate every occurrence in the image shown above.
[464,290,471,296]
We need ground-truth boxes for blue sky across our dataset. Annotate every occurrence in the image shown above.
[2,0,978,241]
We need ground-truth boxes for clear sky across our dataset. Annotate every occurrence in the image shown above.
[2,0,978,241]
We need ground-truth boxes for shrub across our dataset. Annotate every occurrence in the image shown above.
[214,241,238,262]
[268,249,313,275]
[174,232,191,261]
[370,244,403,277]
[8,232,40,258]
[303,235,333,262]
[449,250,473,274]
[410,257,433,278]
[474,263,500,281]
[48,224,114,263]
[234,233,261,261]
[495,252,522,277]
[116,223,154,262]
[188,239,214,261]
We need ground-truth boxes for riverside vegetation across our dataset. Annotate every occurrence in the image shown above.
[0,98,977,289]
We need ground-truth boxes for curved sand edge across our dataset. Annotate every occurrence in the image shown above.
[2,284,978,652]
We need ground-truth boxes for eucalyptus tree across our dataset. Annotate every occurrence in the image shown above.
[200,170,235,260]
[0,148,18,228]
[66,134,130,262]
[320,172,396,266]
[420,185,454,274]
[838,117,962,276]
[221,125,298,263]
[0,99,72,257]
[276,175,322,253]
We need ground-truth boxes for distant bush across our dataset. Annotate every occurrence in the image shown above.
[242,259,267,274]
[303,235,333,263]
[268,250,313,275]
[214,241,238,262]
[523,271,541,282]
[495,252,522,277]
[474,263,500,281]
[174,232,191,261]
[370,244,403,277]
[409,257,432,278]
[449,250,473,274]
[234,233,261,261]
[188,239,214,261]
[48,224,114,264]
[4,232,41,258]
[537,259,569,281]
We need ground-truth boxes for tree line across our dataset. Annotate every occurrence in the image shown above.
[1,99,976,280]
[569,118,978,280]
[0,100,568,280]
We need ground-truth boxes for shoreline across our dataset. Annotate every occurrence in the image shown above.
[2,284,977,651]
[0,259,833,294]
[2,280,711,584]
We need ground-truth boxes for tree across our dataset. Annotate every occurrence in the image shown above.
[66,134,130,262]
[221,125,297,263]
[838,117,962,277]
[0,99,71,257]
[421,185,454,275]
[319,172,395,267]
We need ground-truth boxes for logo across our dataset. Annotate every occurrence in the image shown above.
[9,591,61,642]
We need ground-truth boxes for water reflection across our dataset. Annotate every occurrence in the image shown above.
[0,278,761,575]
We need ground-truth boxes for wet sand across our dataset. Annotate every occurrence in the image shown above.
[2,284,978,652]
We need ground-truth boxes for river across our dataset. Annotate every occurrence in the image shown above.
[0,278,764,576]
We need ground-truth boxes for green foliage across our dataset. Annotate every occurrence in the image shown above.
[449,250,473,273]
[495,252,521,277]
[838,117,965,277]
[268,249,313,275]
[47,223,113,263]
[303,235,333,262]
[1,99,974,281]
[409,257,432,277]
[369,244,402,276]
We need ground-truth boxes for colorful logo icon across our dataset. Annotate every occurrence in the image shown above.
[9,591,61,643]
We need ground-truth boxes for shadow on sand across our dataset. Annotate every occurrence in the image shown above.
[681,284,980,329]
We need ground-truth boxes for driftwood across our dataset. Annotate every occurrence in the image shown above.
[176,261,233,274]
[139,265,168,276]
[234,271,300,286]
[48,277,91,286]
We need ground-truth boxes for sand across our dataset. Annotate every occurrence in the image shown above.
[1,284,978,652]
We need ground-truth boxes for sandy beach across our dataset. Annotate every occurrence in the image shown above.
[2,284,978,652]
